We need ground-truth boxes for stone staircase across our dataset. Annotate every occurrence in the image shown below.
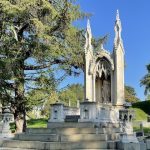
[0,123,122,150]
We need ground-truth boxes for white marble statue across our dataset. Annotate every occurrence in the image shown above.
[101,80,111,103]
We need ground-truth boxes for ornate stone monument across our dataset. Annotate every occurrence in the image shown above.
[48,10,140,149]
[79,10,124,123]
[49,10,125,124]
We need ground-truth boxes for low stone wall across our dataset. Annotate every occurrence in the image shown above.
[64,106,80,116]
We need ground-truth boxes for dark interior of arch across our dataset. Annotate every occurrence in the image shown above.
[95,57,111,103]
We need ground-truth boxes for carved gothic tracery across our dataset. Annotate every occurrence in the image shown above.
[94,57,112,103]
[95,58,111,79]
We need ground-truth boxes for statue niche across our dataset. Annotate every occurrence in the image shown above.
[95,58,111,103]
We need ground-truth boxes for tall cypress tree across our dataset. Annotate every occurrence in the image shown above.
[0,0,86,132]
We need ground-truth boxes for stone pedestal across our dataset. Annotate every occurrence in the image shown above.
[48,103,64,122]
[118,142,140,150]
[118,109,140,150]
[97,105,119,123]
[79,102,119,123]
[120,133,139,143]
[79,101,97,122]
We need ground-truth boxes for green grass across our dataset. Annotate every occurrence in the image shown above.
[27,118,47,128]
[131,108,148,121]
[130,108,150,134]
[10,118,47,132]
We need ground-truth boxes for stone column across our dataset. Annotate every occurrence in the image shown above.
[111,71,114,104]
[113,10,125,106]
[92,74,96,102]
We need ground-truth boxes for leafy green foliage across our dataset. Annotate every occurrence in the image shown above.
[40,84,84,117]
[145,95,150,101]
[92,35,108,52]
[132,100,150,115]
[125,85,140,103]
[0,0,85,107]
[59,84,84,106]
[141,64,150,95]
[0,0,86,131]
[40,91,58,117]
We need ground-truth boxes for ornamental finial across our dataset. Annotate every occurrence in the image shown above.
[85,19,93,53]
[116,9,120,21]
[114,10,123,49]
[87,19,92,37]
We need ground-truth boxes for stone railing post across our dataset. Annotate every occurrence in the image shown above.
[1,107,14,138]
[48,101,64,122]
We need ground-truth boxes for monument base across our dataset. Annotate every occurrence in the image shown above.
[79,101,120,123]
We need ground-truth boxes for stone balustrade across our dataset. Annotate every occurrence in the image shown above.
[79,101,119,123]
[48,101,80,122]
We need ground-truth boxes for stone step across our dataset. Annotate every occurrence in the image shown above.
[0,148,36,150]
[0,147,117,150]
[1,140,114,149]
[47,122,120,128]
[26,127,121,135]
[15,133,108,142]
[14,133,59,142]
[47,122,95,128]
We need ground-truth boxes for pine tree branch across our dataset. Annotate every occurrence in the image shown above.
[0,79,16,89]
[24,64,51,70]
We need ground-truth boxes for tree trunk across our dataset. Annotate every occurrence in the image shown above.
[14,59,26,133]
[14,112,24,133]
[23,109,27,132]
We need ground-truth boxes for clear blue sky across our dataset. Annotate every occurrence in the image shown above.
[60,0,150,100]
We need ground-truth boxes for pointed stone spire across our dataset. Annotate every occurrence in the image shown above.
[114,10,123,49]
[85,19,93,54]
[116,9,120,21]
[87,19,92,39]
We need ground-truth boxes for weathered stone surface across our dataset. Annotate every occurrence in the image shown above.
[14,133,59,142]
[1,140,109,150]
[61,134,108,142]
[26,127,122,135]
[2,140,45,149]
[47,122,94,128]
[0,148,36,150]
[139,142,146,150]
[146,139,150,149]
[118,142,140,150]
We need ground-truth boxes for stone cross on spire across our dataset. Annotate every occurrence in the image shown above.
[114,10,123,48]
[85,19,93,53]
